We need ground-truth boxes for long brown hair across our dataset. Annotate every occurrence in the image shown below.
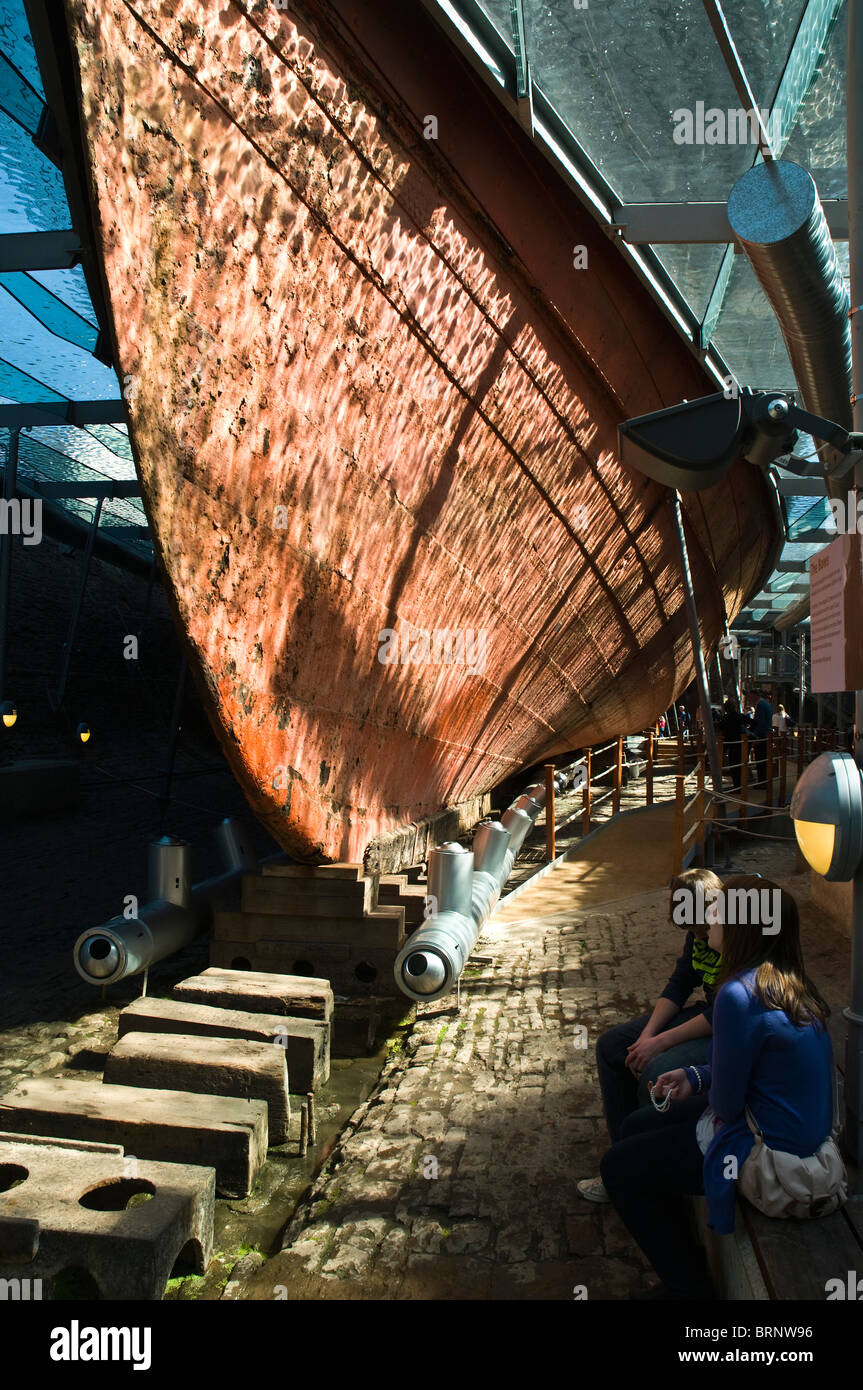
[717,876,829,1027]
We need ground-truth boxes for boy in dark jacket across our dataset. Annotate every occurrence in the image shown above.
[577,867,722,1203]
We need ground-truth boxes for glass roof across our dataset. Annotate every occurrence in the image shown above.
[0,0,851,608]
[0,0,147,561]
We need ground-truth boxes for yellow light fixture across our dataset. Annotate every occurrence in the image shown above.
[0,700,17,729]
[791,752,863,881]
[76,722,91,744]
[793,820,836,878]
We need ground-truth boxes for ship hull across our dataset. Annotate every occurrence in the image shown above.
[63,0,779,861]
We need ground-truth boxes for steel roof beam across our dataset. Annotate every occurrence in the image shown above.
[0,400,126,428]
[776,476,828,495]
[701,0,775,158]
[0,230,83,272]
[17,478,140,500]
[698,0,845,351]
[615,199,848,244]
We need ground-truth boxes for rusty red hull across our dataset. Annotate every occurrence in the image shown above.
[65,0,778,861]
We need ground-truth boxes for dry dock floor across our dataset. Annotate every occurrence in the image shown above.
[237,800,852,1300]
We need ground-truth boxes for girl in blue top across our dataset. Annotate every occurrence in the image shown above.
[599,875,834,1300]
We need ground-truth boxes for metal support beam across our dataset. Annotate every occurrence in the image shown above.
[776,476,829,496]
[846,0,863,1175]
[670,492,725,805]
[52,496,104,711]
[507,0,534,133]
[784,527,836,544]
[0,400,126,428]
[0,428,19,709]
[700,0,775,157]
[8,478,141,501]
[614,199,848,245]
[698,0,844,350]
[0,230,84,272]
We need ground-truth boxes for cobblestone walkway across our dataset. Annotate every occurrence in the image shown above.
[240,808,851,1301]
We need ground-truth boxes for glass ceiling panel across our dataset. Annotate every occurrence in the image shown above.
[781,6,847,199]
[474,0,512,44]
[0,0,44,97]
[1,286,118,398]
[0,108,69,233]
[712,254,796,390]
[719,1,808,109]
[0,271,99,352]
[521,0,758,202]
[653,243,727,321]
[30,266,99,326]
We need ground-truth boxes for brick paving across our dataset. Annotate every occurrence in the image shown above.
[239,809,852,1301]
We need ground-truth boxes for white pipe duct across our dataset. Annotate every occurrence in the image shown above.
[73,817,256,986]
[394,775,553,1001]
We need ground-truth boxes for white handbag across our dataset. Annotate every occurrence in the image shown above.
[737,1062,848,1220]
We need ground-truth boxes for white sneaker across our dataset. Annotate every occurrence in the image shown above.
[577,1176,610,1204]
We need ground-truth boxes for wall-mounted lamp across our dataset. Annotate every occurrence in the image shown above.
[618,388,862,492]
[76,721,91,744]
[1,699,17,729]
[791,752,863,881]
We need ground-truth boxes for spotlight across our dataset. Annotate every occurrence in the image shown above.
[618,388,860,492]
[791,752,863,881]
[0,700,17,728]
[76,722,91,744]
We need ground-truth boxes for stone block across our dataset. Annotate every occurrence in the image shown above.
[0,1078,267,1198]
[241,875,373,916]
[118,996,329,1090]
[173,967,333,1022]
[104,1032,291,1145]
[208,943,403,997]
[261,862,365,880]
[0,1134,214,1300]
[213,906,405,948]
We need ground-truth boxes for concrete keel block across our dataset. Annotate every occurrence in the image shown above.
[118,996,329,1090]
[0,1079,268,1198]
[0,1136,214,1300]
[104,1032,291,1145]
[173,966,333,1022]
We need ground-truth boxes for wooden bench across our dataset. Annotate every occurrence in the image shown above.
[693,1048,863,1299]
[739,1193,863,1300]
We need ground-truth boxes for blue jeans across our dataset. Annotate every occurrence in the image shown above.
[595,1007,712,1143]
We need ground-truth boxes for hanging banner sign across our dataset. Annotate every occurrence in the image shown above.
[809,533,863,693]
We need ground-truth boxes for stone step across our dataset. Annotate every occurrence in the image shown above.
[241,875,373,917]
[261,861,365,880]
[104,1032,291,1146]
[377,877,428,927]
[0,1134,214,1300]
[0,1078,266,1198]
[173,967,333,1022]
[213,905,404,949]
[118,996,329,1090]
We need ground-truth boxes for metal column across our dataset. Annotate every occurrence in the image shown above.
[670,492,725,806]
[53,495,104,710]
[0,427,19,709]
[845,0,863,1170]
